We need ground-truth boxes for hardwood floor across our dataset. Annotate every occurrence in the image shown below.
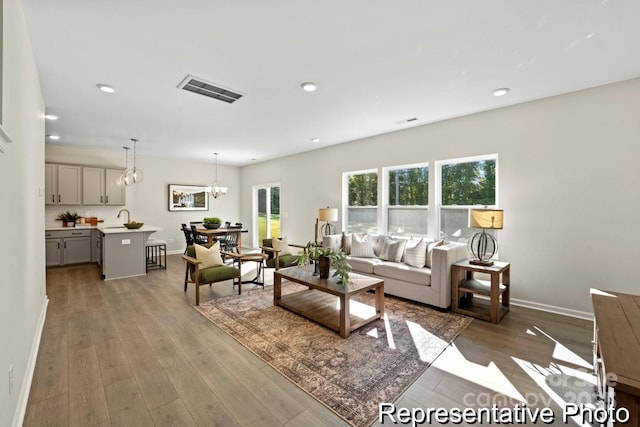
[25,255,594,426]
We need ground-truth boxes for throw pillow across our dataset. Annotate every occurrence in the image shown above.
[322,234,342,251]
[350,233,376,258]
[379,237,407,262]
[342,233,352,255]
[272,236,291,255]
[425,239,445,268]
[194,242,224,269]
[403,238,427,268]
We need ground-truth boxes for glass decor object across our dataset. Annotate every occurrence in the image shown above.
[467,209,503,266]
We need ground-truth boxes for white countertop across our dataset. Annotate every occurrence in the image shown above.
[46,224,99,231]
[97,225,163,234]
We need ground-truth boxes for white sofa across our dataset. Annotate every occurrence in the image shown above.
[323,233,467,309]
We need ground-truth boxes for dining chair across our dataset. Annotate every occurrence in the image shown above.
[221,225,241,254]
[190,225,208,245]
[181,224,195,253]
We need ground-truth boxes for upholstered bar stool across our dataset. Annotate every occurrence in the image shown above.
[145,238,167,271]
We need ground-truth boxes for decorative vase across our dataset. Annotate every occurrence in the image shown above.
[62,220,68,227]
[318,256,331,279]
[203,223,220,229]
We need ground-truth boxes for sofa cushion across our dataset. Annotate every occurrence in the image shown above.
[323,234,342,251]
[379,237,407,262]
[272,236,291,255]
[403,238,428,268]
[351,233,376,258]
[426,239,445,268]
[342,233,352,255]
[194,242,224,268]
[373,261,431,286]
[346,256,382,274]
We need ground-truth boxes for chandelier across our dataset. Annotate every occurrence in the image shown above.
[209,153,227,198]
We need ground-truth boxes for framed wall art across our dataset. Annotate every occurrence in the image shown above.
[168,184,209,211]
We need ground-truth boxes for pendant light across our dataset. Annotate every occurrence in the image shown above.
[209,153,227,198]
[119,138,143,186]
[119,146,133,186]
[130,138,143,184]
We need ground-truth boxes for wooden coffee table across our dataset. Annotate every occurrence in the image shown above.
[274,266,384,338]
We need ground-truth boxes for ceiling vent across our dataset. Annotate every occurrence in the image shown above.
[178,75,244,104]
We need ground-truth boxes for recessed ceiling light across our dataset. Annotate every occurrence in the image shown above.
[301,82,317,92]
[493,88,510,97]
[311,138,320,143]
[44,114,59,120]
[97,83,116,93]
[48,135,60,140]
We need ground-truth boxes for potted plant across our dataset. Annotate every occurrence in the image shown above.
[203,217,221,229]
[296,242,352,283]
[56,211,81,227]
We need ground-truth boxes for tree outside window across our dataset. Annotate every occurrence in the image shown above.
[347,171,378,233]
[440,157,497,241]
[387,165,428,236]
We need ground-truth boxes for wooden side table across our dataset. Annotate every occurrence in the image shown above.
[451,260,510,323]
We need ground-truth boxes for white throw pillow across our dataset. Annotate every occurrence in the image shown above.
[404,238,427,268]
[379,237,407,262]
[350,233,376,258]
[425,240,445,268]
[194,242,224,268]
[272,236,291,255]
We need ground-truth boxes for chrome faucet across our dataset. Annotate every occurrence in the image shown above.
[117,209,130,223]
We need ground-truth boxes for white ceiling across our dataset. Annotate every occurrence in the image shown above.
[21,0,640,166]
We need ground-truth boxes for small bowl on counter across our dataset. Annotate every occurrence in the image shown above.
[123,222,144,229]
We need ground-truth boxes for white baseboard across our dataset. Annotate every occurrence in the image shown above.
[510,297,593,321]
[13,296,49,427]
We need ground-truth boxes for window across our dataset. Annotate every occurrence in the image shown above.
[385,163,429,236]
[438,155,497,242]
[345,170,378,233]
[253,184,280,247]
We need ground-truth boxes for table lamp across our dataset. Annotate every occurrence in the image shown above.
[467,209,503,266]
[314,207,338,243]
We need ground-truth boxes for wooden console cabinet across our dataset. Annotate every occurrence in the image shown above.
[592,289,640,426]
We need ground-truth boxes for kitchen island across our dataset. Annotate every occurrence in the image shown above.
[97,225,162,280]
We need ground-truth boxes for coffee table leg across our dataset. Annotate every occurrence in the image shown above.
[340,295,350,338]
[375,284,384,318]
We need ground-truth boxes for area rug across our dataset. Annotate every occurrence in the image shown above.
[194,283,472,427]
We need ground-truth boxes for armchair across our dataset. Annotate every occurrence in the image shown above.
[261,238,307,270]
[182,244,241,305]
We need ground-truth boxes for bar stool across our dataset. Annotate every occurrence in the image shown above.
[145,238,167,271]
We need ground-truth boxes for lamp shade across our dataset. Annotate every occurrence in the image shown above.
[318,207,338,222]
[469,209,503,229]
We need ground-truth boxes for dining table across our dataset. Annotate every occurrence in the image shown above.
[195,227,248,253]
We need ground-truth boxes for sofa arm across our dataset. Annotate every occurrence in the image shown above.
[431,242,468,308]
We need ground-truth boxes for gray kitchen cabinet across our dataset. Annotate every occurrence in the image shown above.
[82,166,105,205]
[45,229,92,266]
[105,168,125,205]
[45,163,82,205]
[83,167,126,206]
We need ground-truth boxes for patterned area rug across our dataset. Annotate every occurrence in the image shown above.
[194,283,472,427]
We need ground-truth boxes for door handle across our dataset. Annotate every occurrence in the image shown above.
[52,195,55,203]
[58,195,61,203]
[106,195,109,203]
[100,196,103,203]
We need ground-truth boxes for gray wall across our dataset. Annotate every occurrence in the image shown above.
[239,78,640,316]
[0,0,47,424]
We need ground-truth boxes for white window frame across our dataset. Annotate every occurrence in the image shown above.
[435,154,499,241]
[382,162,429,237]
[343,169,379,234]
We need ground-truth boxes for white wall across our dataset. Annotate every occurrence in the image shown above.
[44,145,241,253]
[240,78,640,316]
[0,0,47,424]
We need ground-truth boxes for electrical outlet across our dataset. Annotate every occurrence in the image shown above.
[9,364,14,395]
